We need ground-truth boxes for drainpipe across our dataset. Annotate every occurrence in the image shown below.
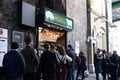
[105,0,109,53]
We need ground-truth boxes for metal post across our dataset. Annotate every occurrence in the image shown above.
[105,0,109,53]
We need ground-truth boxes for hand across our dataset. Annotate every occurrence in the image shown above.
[60,69,62,72]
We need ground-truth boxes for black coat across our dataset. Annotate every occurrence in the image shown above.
[40,50,60,80]
[118,56,120,77]
[101,56,109,70]
[79,55,87,71]
[94,53,102,73]
[109,54,119,77]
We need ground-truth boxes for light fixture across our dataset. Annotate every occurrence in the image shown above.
[38,27,43,32]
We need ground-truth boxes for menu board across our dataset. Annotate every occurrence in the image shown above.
[39,29,63,42]
[0,28,8,67]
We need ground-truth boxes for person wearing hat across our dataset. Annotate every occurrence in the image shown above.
[94,48,102,80]
[2,42,26,80]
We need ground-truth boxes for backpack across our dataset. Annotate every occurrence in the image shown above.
[76,56,81,65]
[57,56,67,80]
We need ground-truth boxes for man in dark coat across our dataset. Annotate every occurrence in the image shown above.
[3,42,26,80]
[94,48,102,80]
[40,43,60,80]
[21,36,39,80]
[109,50,119,80]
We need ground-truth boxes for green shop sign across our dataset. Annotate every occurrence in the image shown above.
[45,7,74,30]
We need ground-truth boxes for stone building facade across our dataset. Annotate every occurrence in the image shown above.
[0,0,88,53]
[66,0,87,56]
[0,0,88,70]
[0,0,38,50]
[87,0,112,72]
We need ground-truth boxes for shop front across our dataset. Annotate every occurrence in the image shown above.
[37,7,74,48]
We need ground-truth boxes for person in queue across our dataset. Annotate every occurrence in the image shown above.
[3,42,25,80]
[101,50,109,80]
[40,43,60,80]
[66,44,76,80]
[57,45,72,80]
[21,36,39,80]
[94,48,102,80]
[109,50,119,80]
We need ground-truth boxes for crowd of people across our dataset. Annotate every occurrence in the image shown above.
[1,36,87,80]
[3,36,120,80]
[94,48,120,80]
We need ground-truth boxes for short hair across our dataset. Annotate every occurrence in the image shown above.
[79,51,84,55]
[24,36,32,45]
[68,44,72,49]
[97,48,101,50]
[11,42,19,49]
[43,43,49,50]
[102,50,106,53]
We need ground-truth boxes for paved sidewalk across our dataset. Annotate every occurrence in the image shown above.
[78,73,102,80]
[86,73,102,80]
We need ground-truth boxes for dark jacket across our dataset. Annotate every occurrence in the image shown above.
[101,56,109,71]
[67,50,76,68]
[118,56,120,77]
[40,50,60,80]
[3,50,25,79]
[109,54,119,74]
[94,53,102,73]
[79,55,87,71]
[21,46,38,73]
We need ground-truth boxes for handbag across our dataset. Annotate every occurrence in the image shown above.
[84,70,89,78]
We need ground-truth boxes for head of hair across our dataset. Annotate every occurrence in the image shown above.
[57,45,66,55]
[79,51,84,56]
[43,43,49,50]
[24,36,32,45]
[68,44,72,49]
[113,50,117,55]
[50,44,55,50]
[56,44,61,51]
[102,50,106,53]
[11,42,19,49]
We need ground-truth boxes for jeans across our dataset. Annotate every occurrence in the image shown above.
[67,67,75,80]
[96,73,100,80]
